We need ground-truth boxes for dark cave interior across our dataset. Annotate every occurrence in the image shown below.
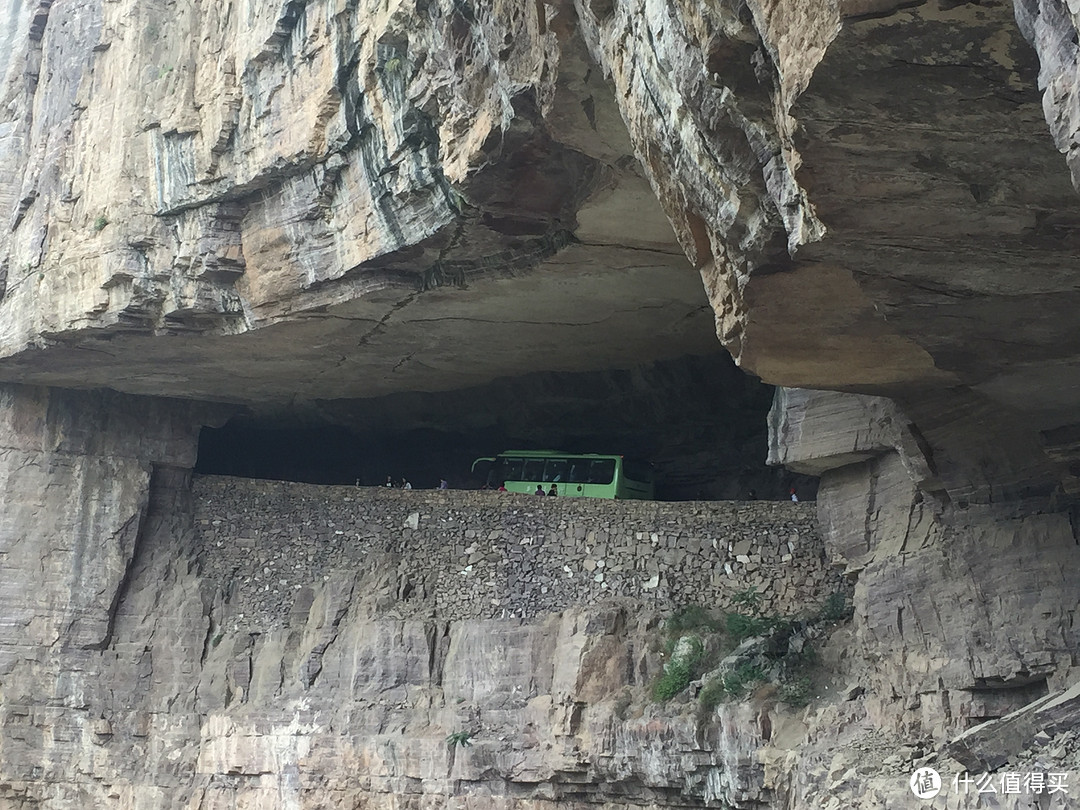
[194,353,818,501]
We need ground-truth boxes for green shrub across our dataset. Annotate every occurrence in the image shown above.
[92,214,108,232]
[653,658,693,701]
[657,588,839,711]
[778,676,813,707]
[817,591,853,623]
[724,587,794,643]
[653,636,704,701]
[722,662,766,698]
[699,678,726,715]
[667,605,721,634]
[698,662,769,716]
[731,587,762,612]
[726,612,782,642]
[446,731,472,748]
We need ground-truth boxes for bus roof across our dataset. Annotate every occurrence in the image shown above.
[493,450,622,459]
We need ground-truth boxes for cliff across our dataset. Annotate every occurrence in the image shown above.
[3,0,1080,496]
[3,0,1080,498]
[4,0,1080,808]
[1,411,838,807]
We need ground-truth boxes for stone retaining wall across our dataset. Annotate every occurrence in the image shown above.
[193,475,841,624]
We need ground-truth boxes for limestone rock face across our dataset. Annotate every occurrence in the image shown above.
[4,0,1080,503]
[7,1,1080,809]
[765,388,1080,808]
[0,0,715,405]
[573,0,1080,501]
[0,385,221,673]
[766,388,905,476]
[7,380,1080,810]
[0,385,827,809]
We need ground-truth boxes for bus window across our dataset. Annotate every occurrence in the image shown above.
[567,459,590,483]
[589,459,615,485]
[498,457,524,482]
[472,458,495,486]
[544,459,568,483]
[522,459,545,482]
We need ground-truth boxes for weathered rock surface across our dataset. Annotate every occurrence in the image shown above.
[0,384,222,674]
[763,387,1080,808]
[0,0,717,407]
[0,385,836,809]
[191,475,835,624]
[2,0,1080,505]
[6,380,1080,810]
[7,0,1080,808]
[767,388,907,476]
[574,0,1080,505]
[946,681,1080,772]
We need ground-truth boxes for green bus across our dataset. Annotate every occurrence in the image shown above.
[471,451,655,499]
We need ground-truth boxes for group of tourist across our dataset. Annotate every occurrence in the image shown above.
[481,482,557,495]
[381,476,451,490]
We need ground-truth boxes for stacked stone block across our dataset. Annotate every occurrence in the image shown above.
[193,475,840,627]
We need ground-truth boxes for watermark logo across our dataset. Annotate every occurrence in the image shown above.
[907,768,1070,800]
[955,770,1069,795]
[910,767,942,799]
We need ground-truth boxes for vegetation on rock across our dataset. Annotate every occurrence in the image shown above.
[446,731,473,748]
[653,587,853,714]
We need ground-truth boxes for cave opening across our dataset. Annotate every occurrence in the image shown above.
[194,353,818,500]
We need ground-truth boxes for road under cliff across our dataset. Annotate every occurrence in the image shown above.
[193,353,817,500]
[6,0,1080,808]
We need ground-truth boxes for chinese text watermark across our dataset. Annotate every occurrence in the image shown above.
[909,767,1069,800]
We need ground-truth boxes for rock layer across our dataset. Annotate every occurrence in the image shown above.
[767,387,1080,808]
[0,0,716,405]
[4,0,1080,505]
[0,386,835,808]
[5,0,1080,808]
[4,383,1080,809]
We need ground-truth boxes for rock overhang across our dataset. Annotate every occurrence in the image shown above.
[0,239,717,405]
[0,0,723,409]
[575,0,1080,498]
[4,0,1080,502]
